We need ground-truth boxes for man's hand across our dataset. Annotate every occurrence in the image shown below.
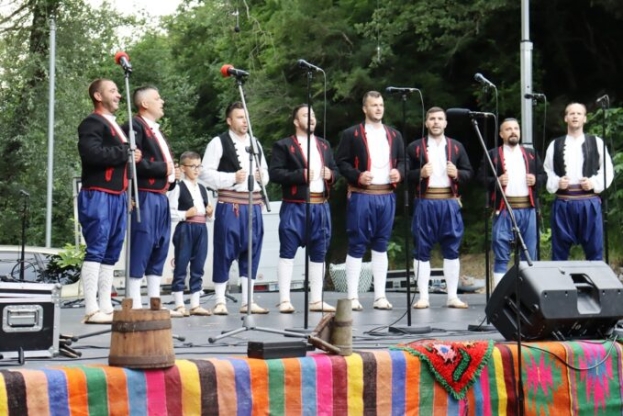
[235,169,247,184]
[206,204,214,218]
[580,177,593,191]
[421,163,433,178]
[389,168,401,183]
[359,171,374,186]
[134,149,143,163]
[322,167,332,180]
[166,161,174,176]
[499,173,509,186]
[446,162,458,179]
[186,207,197,218]
[526,173,536,187]
[559,176,569,190]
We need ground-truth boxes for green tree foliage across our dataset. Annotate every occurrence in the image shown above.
[0,0,138,246]
[3,0,623,268]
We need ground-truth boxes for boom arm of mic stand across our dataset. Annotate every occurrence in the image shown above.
[469,118,532,266]
[234,77,271,212]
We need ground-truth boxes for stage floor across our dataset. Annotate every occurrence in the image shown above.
[4,290,623,415]
[6,290,503,368]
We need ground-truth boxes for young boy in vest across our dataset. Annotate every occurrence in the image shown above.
[167,151,214,316]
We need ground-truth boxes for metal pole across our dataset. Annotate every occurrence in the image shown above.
[45,15,56,247]
[520,0,534,148]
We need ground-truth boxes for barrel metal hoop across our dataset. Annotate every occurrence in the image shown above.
[112,320,172,333]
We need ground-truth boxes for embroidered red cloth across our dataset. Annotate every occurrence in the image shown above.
[391,339,494,400]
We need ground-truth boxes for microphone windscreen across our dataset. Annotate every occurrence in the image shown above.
[114,51,129,65]
[445,108,471,117]
[220,64,233,78]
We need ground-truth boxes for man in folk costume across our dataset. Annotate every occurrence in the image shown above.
[123,86,179,314]
[544,102,614,260]
[77,79,142,324]
[408,107,473,310]
[477,118,545,288]
[201,102,270,315]
[335,91,404,311]
[270,105,338,314]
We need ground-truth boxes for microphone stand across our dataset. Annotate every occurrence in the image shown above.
[471,116,530,416]
[287,68,315,333]
[303,69,312,330]
[19,192,30,282]
[388,89,430,335]
[468,84,497,333]
[599,98,610,264]
[209,74,307,344]
[122,65,141,302]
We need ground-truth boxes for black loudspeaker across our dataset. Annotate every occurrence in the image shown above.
[485,261,623,341]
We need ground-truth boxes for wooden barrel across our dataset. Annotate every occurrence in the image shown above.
[109,298,175,369]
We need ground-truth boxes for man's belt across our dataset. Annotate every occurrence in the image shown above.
[217,189,263,205]
[556,185,597,200]
[507,195,532,209]
[422,187,454,200]
[309,192,327,204]
[185,215,207,224]
[348,184,393,195]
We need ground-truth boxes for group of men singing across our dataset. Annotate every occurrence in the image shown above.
[77,79,613,324]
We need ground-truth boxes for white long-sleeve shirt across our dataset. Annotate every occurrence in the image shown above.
[167,179,212,223]
[543,134,613,194]
[503,144,529,197]
[199,130,269,192]
[296,134,324,193]
[427,136,451,188]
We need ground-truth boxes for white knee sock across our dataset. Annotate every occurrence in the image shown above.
[172,291,184,308]
[345,255,362,300]
[493,272,505,288]
[309,261,325,303]
[190,291,201,309]
[127,278,143,309]
[146,275,161,299]
[240,277,254,306]
[97,264,114,314]
[81,261,100,316]
[444,258,461,300]
[213,282,227,305]
[277,258,294,303]
[371,250,388,300]
[415,259,431,302]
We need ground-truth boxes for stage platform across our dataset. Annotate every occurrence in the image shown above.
[1,291,622,415]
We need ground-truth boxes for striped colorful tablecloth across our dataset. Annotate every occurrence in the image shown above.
[0,340,621,415]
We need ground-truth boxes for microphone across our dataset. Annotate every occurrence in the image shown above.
[297,59,323,72]
[446,108,495,118]
[385,86,420,94]
[220,64,249,78]
[19,189,30,198]
[114,51,132,73]
[596,94,609,106]
[233,9,240,32]
[474,72,495,88]
[524,93,546,101]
